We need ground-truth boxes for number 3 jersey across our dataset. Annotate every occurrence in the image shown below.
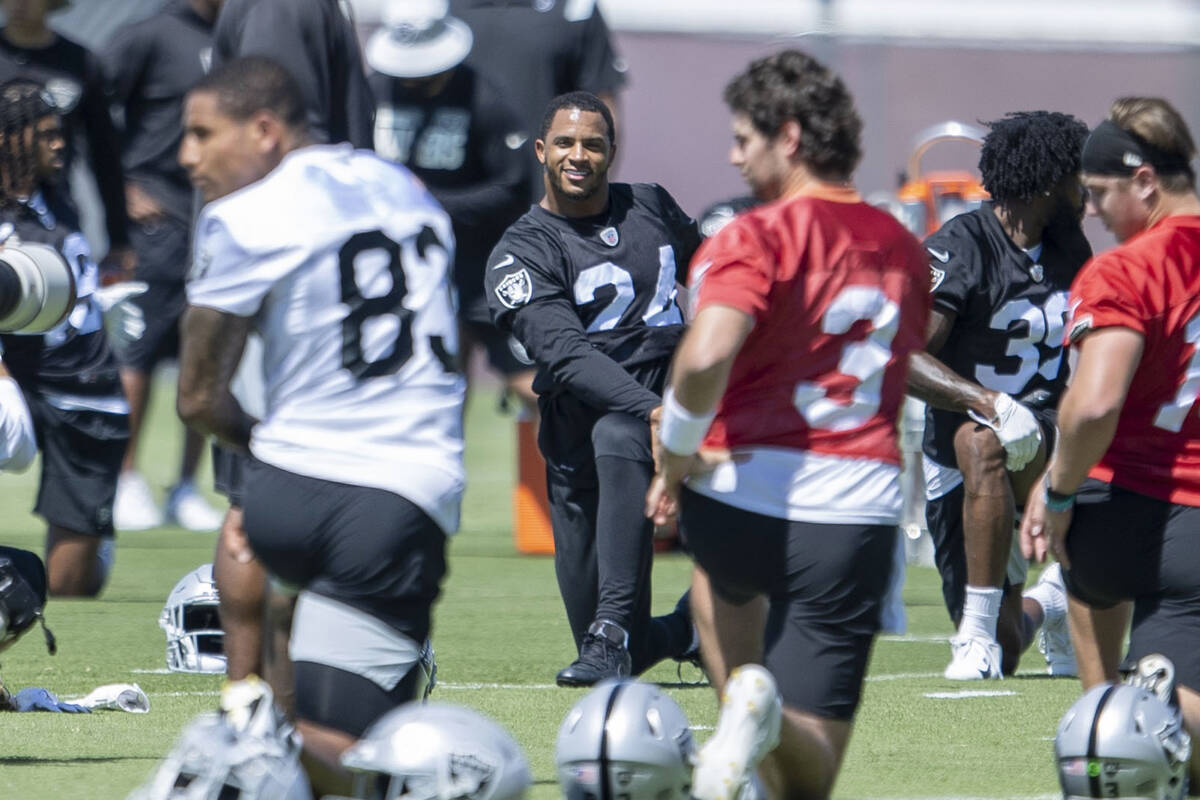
[687,185,930,524]
[187,144,466,534]
[1068,215,1200,505]
[484,183,700,479]
[922,206,1091,469]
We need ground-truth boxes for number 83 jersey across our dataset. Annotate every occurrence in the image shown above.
[187,145,465,535]
[922,207,1091,468]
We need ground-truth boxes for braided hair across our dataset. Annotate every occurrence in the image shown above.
[0,79,57,208]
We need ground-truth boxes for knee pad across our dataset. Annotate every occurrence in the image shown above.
[591,412,651,461]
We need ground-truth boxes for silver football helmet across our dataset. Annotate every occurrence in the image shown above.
[1056,659,1191,800]
[338,702,531,800]
[126,688,311,800]
[556,679,696,800]
[160,564,225,674]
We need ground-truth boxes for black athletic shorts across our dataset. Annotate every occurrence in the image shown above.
[1063,478,1200,691]
[241,459,447,643]
[680,487,894,720]
[26,394,128,537]
[114,280,187,373]
[130,214,190,283]
[211,443,248,507]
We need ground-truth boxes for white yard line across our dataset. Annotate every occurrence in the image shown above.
[923,690,1018,699]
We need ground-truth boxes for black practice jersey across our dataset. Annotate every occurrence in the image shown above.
[922,205,1092,466]
[213,0,374,148]
[369,64,530,318]
[0,190,121,403]
[102,0,214,227]
[0,33,128,248]
[485,183,699,478]
[449,0,626,202]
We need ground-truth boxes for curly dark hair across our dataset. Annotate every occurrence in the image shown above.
[978,111,1089,205]
[723,49,863,179]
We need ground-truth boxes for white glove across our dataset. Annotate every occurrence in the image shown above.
[93,282,148,346]
[967,392,1041,471]
[68,683,150,713]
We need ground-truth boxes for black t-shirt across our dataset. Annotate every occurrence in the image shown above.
[449,0,626,202]
[0,190,120,400]
[102,0,214,227]
[0,32,129,249]
[485,182,699,478]
[922,205,1092,467]
[369,64,530,319]
[213,0,374,148]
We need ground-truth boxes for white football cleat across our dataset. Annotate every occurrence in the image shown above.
[114,471,164,531]
[166,482,223,532]
[944,634,1003,680]
[693,664,782,800]
[1029,563,1077,677]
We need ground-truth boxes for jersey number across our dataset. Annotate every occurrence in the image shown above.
[975,293,1070,395]
[338,228,453,380]
[1153,311,1200,432]
[573,246,683,332]
[793,286,899,432]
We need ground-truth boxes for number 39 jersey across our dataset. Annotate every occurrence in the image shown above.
[922,206,1091,467]
[187,145,466,534]
[686,185,930,525]
[1069,215,1200,505]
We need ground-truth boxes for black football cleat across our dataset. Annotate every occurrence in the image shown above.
[556,619,631,687]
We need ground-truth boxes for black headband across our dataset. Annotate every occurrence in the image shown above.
[1081,119,1192,177]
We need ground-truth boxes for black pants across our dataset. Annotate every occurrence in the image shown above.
[545,411,668,673]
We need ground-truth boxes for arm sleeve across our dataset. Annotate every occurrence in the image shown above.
[1067,255,1148,343]
[691,220,774,321]
[923,226,980,317]
[0,377,36,473]
[99,24,147,118]
[427,96,529,228]
[569,3,627,96]
[187,212,292,317]
[81,48,130,248]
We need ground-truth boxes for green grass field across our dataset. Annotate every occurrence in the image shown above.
[0,376,1077,799]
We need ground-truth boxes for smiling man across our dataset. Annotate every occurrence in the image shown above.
[484,91,697,687]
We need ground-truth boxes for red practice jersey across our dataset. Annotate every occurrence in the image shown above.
[1068,215,1200,506]
[685,185,930,524]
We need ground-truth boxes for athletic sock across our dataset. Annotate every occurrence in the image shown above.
[1023,578,1066,621]
[959,585,1002,640]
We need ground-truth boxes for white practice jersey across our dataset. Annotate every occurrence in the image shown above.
[187,144,466,534]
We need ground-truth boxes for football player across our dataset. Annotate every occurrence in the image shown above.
[907,111,1091,679]
[1021,96,1200,788]
[646,49,930,799]
[176,56,462,794]
[484,91,696,686]
[0,79,129,598]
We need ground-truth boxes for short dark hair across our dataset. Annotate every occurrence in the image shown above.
[191,56,307,129]
[978,111,1089,205]
[538,91,615,147]
[0,79,56,205]
[723,49,863,180]
[1109,97,1196,192]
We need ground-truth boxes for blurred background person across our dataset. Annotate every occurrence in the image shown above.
[103,0,224,533]
[0,0,131,275]
[365,0,533,408]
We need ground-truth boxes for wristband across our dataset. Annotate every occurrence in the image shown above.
[1043,473,1075,513]
[658,387,716,456]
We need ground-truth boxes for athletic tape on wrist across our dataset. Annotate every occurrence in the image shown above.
[658,387,715,456]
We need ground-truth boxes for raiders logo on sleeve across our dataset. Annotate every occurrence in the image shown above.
[494,268,533,309]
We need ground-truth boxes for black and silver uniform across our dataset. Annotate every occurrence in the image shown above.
[0,190,121,402]
[922,205,1092,467]
[0,33,129,249]
[213,0,374,148]
[102,0,214,243]
[369,64,529,322]
[485,182,700,480]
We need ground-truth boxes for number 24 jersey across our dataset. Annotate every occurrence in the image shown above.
[187,144,465,534]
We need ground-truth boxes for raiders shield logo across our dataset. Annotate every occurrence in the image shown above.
[930,266,946,292]
[1030,263,1044,282]
[495,269,533,309]
[599,226,619,247]
[44,78,82,113]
